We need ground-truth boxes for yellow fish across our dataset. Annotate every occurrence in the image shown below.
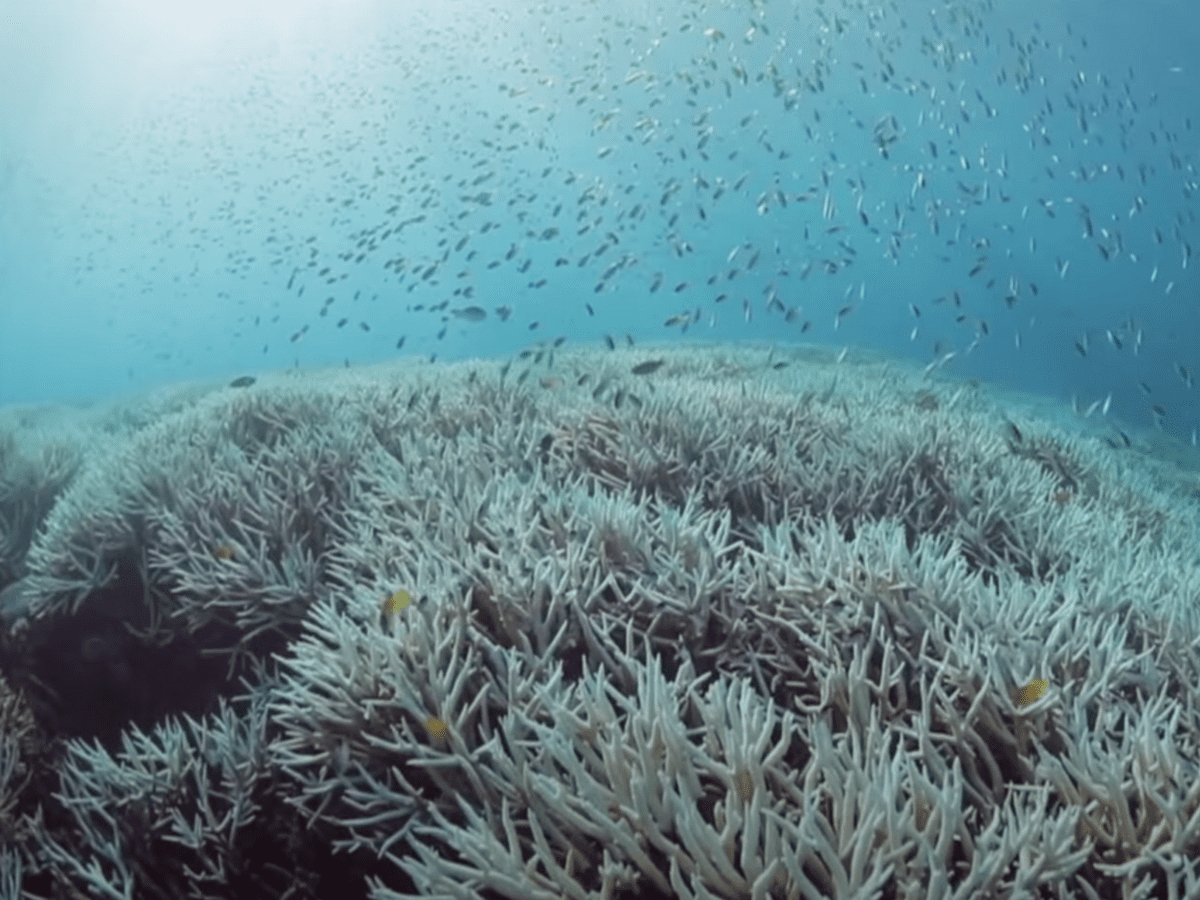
[1013,678,1049,708]
[381,589,412,615]
[213,544,236,561]
[423,717,449,744]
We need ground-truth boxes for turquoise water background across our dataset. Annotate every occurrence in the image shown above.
[1,0,1197,451]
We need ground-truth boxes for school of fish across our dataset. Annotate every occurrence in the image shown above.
[66,0,1197,448]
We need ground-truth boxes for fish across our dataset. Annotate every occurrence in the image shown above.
[631,359,665,375]
[229,376,256,388]
[452,306,487,322]
[213,544,237,561]
[382,589,412,616]
[1013,678,1049,708]
[423,717,449,744]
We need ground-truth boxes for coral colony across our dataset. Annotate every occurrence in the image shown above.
[2,345,1200,898]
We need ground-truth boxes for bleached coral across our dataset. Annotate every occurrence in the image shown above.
[2,346,1200,899]
[33,686,290,900]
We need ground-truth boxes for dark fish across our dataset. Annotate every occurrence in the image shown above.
[452,306,488,322]
[631,359,665,375]
[396,336,406,349]
[229,376,256,388]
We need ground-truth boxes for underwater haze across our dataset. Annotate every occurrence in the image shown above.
[0,0,1198,452]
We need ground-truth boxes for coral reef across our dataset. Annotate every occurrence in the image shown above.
[1,345,1199,899]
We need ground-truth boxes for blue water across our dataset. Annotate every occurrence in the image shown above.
[1,0,1197,451]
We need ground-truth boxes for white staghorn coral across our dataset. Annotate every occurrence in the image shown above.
[2,346,1200,899]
